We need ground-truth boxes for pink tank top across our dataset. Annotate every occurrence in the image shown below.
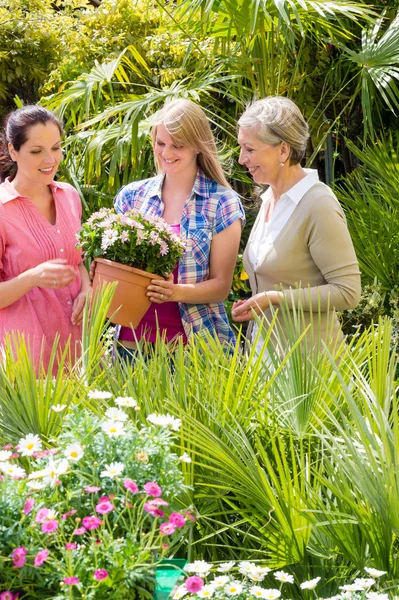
[119,224,187,344]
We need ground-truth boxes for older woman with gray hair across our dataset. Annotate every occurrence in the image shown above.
[232,96,361,354]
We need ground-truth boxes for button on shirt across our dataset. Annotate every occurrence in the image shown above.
[0,178,83,368]
[114,169,245,345]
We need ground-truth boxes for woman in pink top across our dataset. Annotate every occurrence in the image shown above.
[0,105,91,369]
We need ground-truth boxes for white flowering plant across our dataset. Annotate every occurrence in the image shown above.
[172,561,391,600]
[0,396,193,600]
[76,208,186,277]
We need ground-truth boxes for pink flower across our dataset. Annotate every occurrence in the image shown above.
[144,482,162,497]
[185,576,204,593]
[85,486,101,493]
[11,547,27,568]
[35,508,49,523]
[159,522,176,535]
[169,513,185,528]
[3,444,12,450]
[144,502,164,518]
[0,592,15,600]
[41,520,58,534]
[11,453,19,459]
[183,510,196,522]
[95,500,114,515]
[34,549,49,567]
[150,498,168,506]
[64,577,80,585]
[99,495,109,502]
[82,515,102,530]
[23,498,35,515]
[62,509,77,520]
[65,543,77,550]
[73,526,87,535]
[94,569,109,581]
[124,479,139,494]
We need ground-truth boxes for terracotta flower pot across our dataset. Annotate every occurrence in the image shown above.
[92,258,164,328]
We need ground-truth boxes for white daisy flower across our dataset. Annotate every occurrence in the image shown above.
[26,480,46,490]
[87,390,113,400]
[340,584,364,593]
[115,396,137,408]
[261,590,281,600]
[101,229,119,250]
[173,585,188,599]
[64,443,84,462]
[248,566,271,582]
[218,561,235,572]
[51,404,67,412]
[185,560,212,576]
[364,569,387,579]
[212,576,230,587]
[100,462,124,479]
[197,585,216,598]
[0,463,26,478]
[250,586,267,598]
[178,452,192,463]
[366,593,389,600]
[224,582,243,596]
[0,450,12,461]
[147,413,181,431]
[105,407,128,422]
[354,578,375,590]
[101,420,126,437]
[43,459,69,485]
[239,561,256,575]
[18,433,42,456]
[274,571,294,584]
[300,577,321,590]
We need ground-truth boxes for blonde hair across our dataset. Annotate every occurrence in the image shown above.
[151,99,231,188]
[238,96,309,165]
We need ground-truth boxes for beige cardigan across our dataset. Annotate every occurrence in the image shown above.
[242,181,361,350]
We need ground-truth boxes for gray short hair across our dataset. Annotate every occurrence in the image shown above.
[238,96,309,165]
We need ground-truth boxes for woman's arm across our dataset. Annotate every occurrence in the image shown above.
[147,220,242,304]
[0,259,77,310]
[71,263,91,326]
[232,193,361,322]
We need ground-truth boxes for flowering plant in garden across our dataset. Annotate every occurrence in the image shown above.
[172,561,391,600]
[0,394,192,599]
[76,207,186,277]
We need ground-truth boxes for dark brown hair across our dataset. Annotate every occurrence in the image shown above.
[0,105,63,182]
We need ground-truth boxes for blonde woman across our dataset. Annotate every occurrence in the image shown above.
[232,96,361,353]
[112,99,244,357]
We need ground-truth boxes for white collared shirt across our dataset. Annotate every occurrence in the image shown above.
[248,169,320,270]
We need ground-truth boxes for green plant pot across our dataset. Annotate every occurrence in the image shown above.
[154,558,187,600]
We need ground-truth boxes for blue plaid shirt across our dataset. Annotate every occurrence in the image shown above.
[114,169,245,344]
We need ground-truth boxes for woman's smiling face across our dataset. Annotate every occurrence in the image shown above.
[8,122,62,186]
[238,127,283,186]
[154,124,198,177]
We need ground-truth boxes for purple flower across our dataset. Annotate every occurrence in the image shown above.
[64,577,80,585]
[85,486,101,493]
[61,510,77,520]
[124,479,139,494]
[65,542,77,550]
[143,482,162,497]
[144,502,164,517]
[0,592,15,600]
[82,515,102,530]
[11,547,27,568]
[169,513,185,528]
[185,576,204,593]
[41,520,58,534]
[159,522,176,535]
[23,498,35,515]
[73,526,87,535]
[35,508,49,523]
[34,549,49,567]
[94,569,109,581]
[95,500,114,515]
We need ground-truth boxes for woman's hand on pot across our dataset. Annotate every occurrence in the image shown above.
[147,274,178,304]
[231,292,271,322]
[71,288,91,326]
[89,261,96,281]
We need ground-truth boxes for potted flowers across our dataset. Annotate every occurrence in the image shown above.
[77,208,185,327]
[0,393,191,599]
